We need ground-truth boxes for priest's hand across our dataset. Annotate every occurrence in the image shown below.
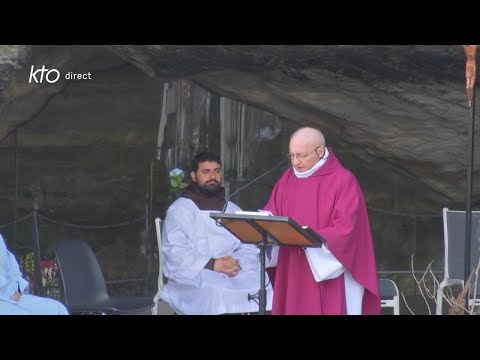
[214,256,240,277]
[10,290,21,302]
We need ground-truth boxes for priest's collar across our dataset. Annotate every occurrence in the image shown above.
[293,147,329,178]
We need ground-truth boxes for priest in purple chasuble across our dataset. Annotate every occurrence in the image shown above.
[264,127,380,315]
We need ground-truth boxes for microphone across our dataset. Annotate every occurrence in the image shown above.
[221,157,289,213]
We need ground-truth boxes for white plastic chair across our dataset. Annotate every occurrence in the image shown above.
[436,208,480,315]
[152,217,164,315]
[379,278,400,315]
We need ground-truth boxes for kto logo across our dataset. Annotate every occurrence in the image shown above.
[29,65,60,84]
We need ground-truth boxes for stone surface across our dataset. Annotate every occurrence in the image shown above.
[3,45,475,207]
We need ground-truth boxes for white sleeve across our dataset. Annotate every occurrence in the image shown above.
[162,205,212,285]
[0,235,28,299]
[304,246,345,282]
[265,245,279,268]
[233,243,260,272]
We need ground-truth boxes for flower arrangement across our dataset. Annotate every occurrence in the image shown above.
[168,168,188,201]
[19,252,61,300]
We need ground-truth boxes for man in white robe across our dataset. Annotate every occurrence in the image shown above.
[0,234,69,315]
[160,151,273,315]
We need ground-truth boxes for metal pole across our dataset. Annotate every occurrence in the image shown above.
[462,45,477,313]
[12,128,19,254]
[464,88,475,311]
[258,236,266,315]
[32,201,44,296]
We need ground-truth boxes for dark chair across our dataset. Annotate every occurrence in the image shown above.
[54,239,154,315]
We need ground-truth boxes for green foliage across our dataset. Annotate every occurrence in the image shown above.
[20,252,35,275]
[168,168,188,201]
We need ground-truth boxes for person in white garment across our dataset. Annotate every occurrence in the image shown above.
[160,151,273,315]
[0,233,69,315]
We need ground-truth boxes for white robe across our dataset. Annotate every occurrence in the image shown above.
[160,198,273,315]
[0,234,69,315]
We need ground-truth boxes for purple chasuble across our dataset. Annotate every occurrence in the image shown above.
[264,148,380,315]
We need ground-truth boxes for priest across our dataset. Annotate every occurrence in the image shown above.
[264,127,380,315]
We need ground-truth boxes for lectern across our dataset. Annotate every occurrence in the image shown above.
[210,213,325,315]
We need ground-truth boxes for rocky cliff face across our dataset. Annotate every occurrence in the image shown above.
[2,45,474,207]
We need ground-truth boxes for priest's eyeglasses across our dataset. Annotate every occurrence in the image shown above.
[287,146,323,161]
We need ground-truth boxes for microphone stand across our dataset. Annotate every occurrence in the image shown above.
[247,226,268,315]
[221,158,288,213]
[220,158,288,314]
